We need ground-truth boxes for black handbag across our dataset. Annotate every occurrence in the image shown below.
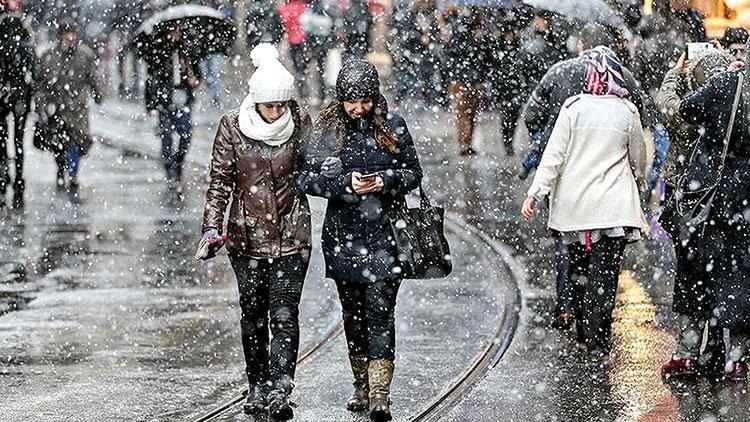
[675,67,745,239]
[32,113,66,154]
[389,185,452,279]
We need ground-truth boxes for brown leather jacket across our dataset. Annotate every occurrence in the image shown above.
[202,103,312,258]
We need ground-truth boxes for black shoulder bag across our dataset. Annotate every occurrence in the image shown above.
[389,185,453,280]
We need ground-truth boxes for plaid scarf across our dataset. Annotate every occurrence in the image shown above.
[582,46,629,98]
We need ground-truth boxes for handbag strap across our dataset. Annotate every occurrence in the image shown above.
[717,70,745,175]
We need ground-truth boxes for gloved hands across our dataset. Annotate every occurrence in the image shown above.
[321,156,342,179]
[195,228,227,260]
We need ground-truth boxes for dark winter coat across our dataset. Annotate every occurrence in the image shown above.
[143,39,200,112]
[245,0,284,49]
[679,70,750,329]
[522,53,647,151]
[299,103,423,284]
[37,42,102,155]
[203,102,313,259]
[444,10,497,84]
[491,37,527,113]
[0,13,35,115]
[517,25,567,92]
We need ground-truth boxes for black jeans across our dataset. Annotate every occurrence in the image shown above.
[229,254,309,390]
[567,237,626,353]
[335,278,401,361]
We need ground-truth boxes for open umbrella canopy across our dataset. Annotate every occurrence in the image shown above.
[131,4,236,61]
[522,0,624,28]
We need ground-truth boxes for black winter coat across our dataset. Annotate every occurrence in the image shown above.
[143,39,200,112]
[522,54,647,151]
[679,70,750,329]
[300,112,423,284]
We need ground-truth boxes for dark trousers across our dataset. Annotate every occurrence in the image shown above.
[567,237,627,353]
[0,103,26,193]
[229,254,309,390]
[288,43,309,98]
[553,236,572,316]
[157,104,192,182]
[336,278,401,361]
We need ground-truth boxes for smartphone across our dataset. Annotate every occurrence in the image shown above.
[359,173,378,182]
[685,42,713,60]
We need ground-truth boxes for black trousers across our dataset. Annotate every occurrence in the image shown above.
[229,254,309,390]
[335,278,401,361]
[567,237,627,353]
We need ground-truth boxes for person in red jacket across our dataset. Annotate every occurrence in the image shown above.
[279,0,309,98]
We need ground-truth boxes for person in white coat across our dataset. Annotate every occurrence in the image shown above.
[521,46,648,355]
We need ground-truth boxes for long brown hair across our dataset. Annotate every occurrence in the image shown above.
[314,95,398,152]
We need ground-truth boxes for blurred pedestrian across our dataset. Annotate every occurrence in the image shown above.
[491,13,527,156]
[301,0,335,104]
[199,44,312,420]
[444,7,496,156]
[201,0,235,108]
[342,0,371,59]
[721,27,749,61]
[245,0,285,50]
[656,49,731,378]
[279,0,310,98]
[143,23,200,188]
[37,17,102,192]
[517,9,566,95]
[0,0,35,208]
[522,47,648,355]
[389,0,443,107]
[299,59,423,421]
[678,57,750,381]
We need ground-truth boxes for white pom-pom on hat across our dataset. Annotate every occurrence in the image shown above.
[247,43,295,103]
[250,43,280,68]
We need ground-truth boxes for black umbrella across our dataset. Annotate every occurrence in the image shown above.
[522,0,624,28]
[131,4,236,61]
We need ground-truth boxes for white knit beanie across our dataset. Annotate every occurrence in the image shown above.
[247,43,295,103]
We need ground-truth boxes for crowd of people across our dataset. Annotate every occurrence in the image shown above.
[5,0,750,420]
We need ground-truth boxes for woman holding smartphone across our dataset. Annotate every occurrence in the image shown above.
[300,59,422,422]
[198,44,311,421]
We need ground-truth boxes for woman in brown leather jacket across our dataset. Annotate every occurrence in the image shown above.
[198,44,311,421]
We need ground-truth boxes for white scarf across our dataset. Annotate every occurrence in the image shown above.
[238,94,296,147]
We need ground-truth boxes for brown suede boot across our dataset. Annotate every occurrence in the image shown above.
[368,359,394,422]
[347,355,369,411]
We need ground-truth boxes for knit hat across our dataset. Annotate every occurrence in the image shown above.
[336,59,380,101]
[247,43,295,103]
[687,49,731,90]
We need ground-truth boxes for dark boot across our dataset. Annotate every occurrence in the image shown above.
[368,359,394,422]
[347,355,369,411]
[268,376,296,421]
[243,384,267,415]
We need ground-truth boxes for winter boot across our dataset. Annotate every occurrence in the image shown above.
[267,376,296,421]
[368,359,394,422]
[243,384,267,415]
[347,355,369,411]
